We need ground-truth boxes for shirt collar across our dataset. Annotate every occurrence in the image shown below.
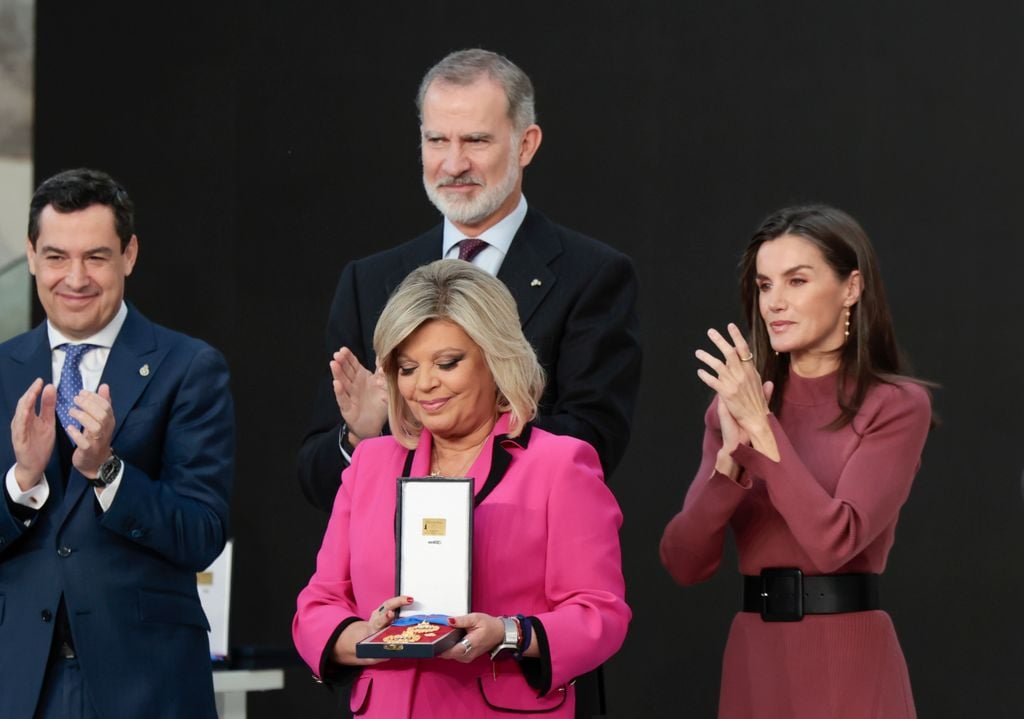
[47,301,128,351]
[442,194,528,257]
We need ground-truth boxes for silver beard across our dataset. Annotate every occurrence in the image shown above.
[423,142,520,226]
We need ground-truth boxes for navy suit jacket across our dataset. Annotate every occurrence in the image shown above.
[0,307,234,719]
[297,207,642,510]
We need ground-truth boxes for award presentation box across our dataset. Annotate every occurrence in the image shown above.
[356,477,473,659]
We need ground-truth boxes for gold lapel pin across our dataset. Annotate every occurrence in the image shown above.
[139,364,150,377]
[530,278,542,287]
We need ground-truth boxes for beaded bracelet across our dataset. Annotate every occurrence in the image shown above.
[514,614,532,660]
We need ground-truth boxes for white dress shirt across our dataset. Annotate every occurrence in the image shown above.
[441,194,529,276]
[6,302,129,514]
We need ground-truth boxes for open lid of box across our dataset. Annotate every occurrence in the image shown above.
[395,477,473,618]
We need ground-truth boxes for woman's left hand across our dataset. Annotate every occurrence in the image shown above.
[696,323,773,437]
[438,613,504,663]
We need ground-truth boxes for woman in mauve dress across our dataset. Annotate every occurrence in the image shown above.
[661,204,932,719]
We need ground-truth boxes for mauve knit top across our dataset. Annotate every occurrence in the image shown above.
[661,370,931,719]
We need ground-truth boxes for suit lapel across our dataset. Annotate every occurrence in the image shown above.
[100,309,161,446]
[381,209,561,326]
[7,323,54,389]
[385,228,443,295]
[497,209,560,327]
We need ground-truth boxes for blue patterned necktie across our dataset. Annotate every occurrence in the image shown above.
[56,343,95,442]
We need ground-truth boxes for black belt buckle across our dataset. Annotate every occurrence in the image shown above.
[760,567,804,622]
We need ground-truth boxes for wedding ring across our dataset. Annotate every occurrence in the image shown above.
[739,353,754,362]
[459,638,473,654]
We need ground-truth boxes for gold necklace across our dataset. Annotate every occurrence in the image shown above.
[430,439,486,478]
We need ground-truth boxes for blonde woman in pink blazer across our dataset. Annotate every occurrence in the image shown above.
[294,259,630,717]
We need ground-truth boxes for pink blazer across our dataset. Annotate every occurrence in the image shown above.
[293,413,630,717]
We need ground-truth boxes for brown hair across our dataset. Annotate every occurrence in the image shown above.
[739,204,924,428]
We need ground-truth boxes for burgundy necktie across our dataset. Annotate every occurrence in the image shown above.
[458,238,488,262]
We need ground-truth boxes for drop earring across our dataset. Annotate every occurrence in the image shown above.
[844,308,851,340]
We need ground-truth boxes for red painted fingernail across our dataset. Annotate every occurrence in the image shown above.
[406,597,414,604]
[447,618,456,625]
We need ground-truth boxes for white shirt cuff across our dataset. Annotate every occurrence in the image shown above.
[95,463,125,512]
[339,426,353,464]
[6,465,50,510]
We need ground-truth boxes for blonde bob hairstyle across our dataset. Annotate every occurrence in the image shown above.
[373,259,546,448]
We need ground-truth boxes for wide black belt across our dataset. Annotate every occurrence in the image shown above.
[742,568,880,621]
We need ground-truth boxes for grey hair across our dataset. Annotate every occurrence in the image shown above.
[373,259,545,448]
[415,49,536,133]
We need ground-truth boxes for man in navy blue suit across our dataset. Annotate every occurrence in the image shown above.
[0,168,234,718]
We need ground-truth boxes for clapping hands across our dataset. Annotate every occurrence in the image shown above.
[330,347,388,446]
[695,323,778,478]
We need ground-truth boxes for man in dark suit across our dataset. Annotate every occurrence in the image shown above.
[298,49,642,512]
[0,168,234,719]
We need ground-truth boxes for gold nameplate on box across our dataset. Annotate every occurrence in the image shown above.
[422,518,447,536]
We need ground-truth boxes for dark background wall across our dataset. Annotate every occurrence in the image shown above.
[33,2,1024,716]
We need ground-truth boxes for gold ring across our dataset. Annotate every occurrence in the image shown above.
[739,354,754,362]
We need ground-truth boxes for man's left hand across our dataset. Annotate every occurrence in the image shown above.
[68,383,116,479]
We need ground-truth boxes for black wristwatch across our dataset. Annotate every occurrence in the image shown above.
[88,453,123,488]
[490,616,522,660]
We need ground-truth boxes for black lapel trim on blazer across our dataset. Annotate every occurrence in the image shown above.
[474,423,532,506]
[399,423,534,507]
